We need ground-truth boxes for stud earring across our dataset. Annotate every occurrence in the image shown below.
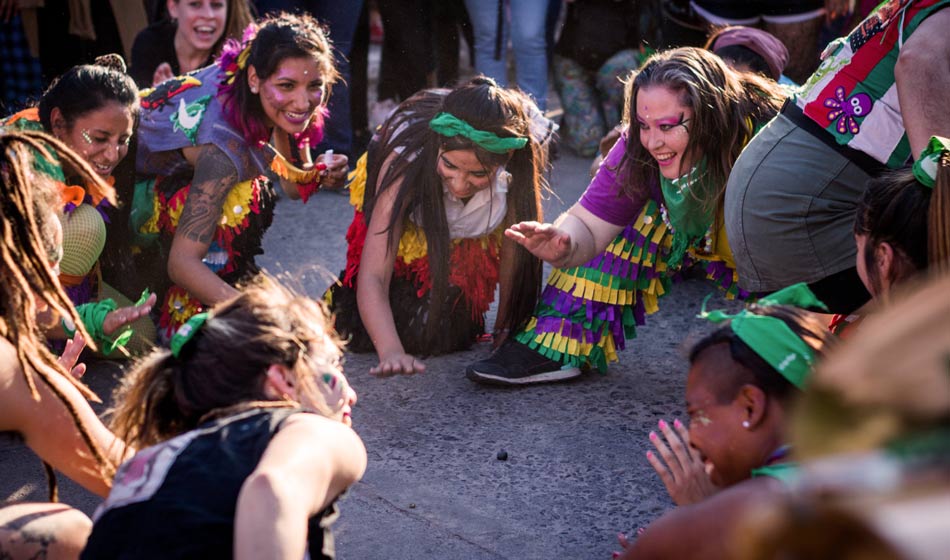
[741,421,750,428]
[250,85,259,94]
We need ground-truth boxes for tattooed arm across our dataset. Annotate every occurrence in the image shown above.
[168,145,241,305]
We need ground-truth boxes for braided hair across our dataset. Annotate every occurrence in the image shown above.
[1,129,118,497]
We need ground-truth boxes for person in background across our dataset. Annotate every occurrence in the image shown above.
[704,25,794,85]
[130,0,255,88]
[463,0,550,111]
[689,0,835,83]
[82,274,366,559]
[552,0,644,157]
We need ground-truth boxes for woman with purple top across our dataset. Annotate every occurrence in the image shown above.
[466,47,785,385]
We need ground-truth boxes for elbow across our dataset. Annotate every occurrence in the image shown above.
[895,46,927,85]
[166,253,186,287]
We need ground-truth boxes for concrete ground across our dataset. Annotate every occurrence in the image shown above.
[1,146,746,558]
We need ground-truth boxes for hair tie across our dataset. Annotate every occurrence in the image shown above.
[912,136,950,189]
[698,283,827,389]
[171,312,209,358]
[428,112,528,154]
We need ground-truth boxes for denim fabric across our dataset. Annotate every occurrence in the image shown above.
[463,0,549,110]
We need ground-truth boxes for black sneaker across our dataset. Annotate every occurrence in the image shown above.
[466,341,582,385]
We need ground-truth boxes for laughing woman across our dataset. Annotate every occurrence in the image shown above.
[466,47,785,385]
[134,13,349,342]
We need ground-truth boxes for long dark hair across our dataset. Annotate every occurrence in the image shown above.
[619,47,784,209]
[689,305,834,404]
[854,165,950,293]
[217,13,338,148]
[362,76,546,338]
[37,54,139,131]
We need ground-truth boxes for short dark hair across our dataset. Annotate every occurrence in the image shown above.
[688,305,834,404]
[38,55,138,130]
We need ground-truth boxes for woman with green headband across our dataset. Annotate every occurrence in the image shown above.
[852,137,950,302]
[467,47,785,385]
[615,285,835,559]
[327,76,551,376]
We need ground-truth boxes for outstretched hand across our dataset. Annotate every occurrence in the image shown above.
[646,419,718,506]
[57,333,87,379]
[370,352,426,377]
[102,292,157,336]
[504,222,573,265]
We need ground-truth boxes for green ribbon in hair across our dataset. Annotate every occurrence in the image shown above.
[699,283,828,390]
[170,312,210,358]
[428,112,528,154]
[912,136,950,188]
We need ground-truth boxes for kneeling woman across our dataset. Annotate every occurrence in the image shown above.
[620,285,834,559]
[82,275,366,559]
[328,77,550,375]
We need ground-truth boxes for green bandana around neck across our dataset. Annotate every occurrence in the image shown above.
[659,159,714,268]
[699,283,828,390]
[912,135,950,189]
[428,112,528,154]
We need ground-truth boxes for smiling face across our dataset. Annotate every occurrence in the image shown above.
[249,56,326,135]
[635,85,696,180]
[52,102,134,177]
[168,0,227,52]
[436,149,499,199]
[684,344,756,488]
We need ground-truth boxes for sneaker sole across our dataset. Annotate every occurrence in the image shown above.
[465,366,582,386]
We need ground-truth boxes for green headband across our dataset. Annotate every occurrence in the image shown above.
[170,312,209,358]
[428,112,528,154]
[699,283,828,390]
[912,136,950,188]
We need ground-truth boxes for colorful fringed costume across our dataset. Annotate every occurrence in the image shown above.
[2,109,156,354]
[135,64,279,342]
[327,154,505,355]
[513,134,746,373]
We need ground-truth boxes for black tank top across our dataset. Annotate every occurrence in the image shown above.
[81,407,339,559]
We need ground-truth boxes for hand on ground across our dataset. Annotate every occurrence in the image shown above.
[57,333,87,379]
[370,352,426,376]
[646,418,717,506]
[505,222,573,265]
[103,292,157,336]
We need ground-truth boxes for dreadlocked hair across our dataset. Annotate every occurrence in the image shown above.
[109,273,345,450]
[362,77,547,344]
[0,129,119,493]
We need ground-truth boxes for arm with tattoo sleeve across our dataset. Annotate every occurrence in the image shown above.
[167,145,241,305]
